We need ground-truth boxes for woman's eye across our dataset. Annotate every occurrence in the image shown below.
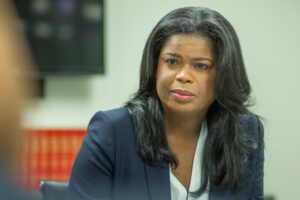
[166,59,179,66]
[194,63,209,70]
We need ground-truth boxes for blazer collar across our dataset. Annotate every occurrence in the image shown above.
[144,162,171,200]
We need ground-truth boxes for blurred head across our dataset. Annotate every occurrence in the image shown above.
[138,7,251,114]
[0,0,35,166]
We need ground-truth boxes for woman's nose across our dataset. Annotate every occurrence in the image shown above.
[175,66,193,84]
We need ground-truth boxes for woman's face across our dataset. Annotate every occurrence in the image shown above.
[156,34,216,116]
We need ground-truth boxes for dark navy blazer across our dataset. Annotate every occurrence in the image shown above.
[68,107,264,200]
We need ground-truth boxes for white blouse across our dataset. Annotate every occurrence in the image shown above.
[170,119,209,200]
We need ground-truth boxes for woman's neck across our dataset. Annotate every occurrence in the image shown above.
[164,110,206,139]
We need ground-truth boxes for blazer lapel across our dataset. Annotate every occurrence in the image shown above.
[144,162,171,200]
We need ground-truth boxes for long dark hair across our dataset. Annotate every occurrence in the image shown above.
[126,7,256,193]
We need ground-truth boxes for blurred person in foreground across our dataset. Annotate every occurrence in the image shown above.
[0,0,36,199]
[68,7,264,200]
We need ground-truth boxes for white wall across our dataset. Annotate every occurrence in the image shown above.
[24,0,300,199]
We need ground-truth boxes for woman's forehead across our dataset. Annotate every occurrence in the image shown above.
[160,34,215,61]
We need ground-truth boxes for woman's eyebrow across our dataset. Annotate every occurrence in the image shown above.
[164,53,181,58]
[164,52,213,62]
[192,57,214,62]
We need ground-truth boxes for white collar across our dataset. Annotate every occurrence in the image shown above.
[169,119,209,200]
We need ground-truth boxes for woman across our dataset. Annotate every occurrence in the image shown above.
[68,7,264,200]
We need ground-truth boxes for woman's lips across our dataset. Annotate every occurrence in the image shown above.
[171,89,195,102]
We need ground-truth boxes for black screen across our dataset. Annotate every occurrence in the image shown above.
[14,0,104,76]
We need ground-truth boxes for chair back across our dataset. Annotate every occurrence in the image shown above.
[40,181,68,200]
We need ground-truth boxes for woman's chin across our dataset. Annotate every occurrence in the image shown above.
[165,104,203,116]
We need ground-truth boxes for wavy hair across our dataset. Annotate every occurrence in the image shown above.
[126,7,256,193]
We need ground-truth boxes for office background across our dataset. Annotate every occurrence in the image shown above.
[23,0,300,199]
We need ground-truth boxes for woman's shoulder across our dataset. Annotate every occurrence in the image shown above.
[239,112,263,134]
[84,107,135,146]
[91,107,131,124]
[239,112,264,152]
[88,107,133,131]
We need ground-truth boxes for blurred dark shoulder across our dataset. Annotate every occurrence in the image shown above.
[0,166,41,200]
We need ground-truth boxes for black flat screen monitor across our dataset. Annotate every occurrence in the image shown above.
[14,0,104,76]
